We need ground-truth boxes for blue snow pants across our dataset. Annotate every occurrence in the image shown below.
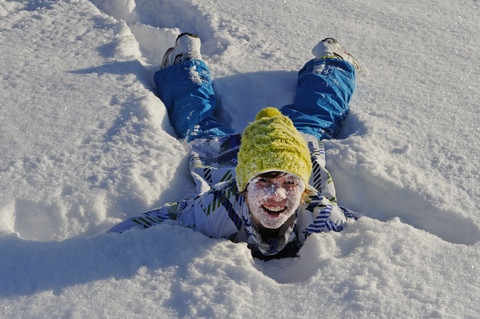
[153,58,356,141]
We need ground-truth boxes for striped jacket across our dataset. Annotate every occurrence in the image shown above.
[109,132,360,259]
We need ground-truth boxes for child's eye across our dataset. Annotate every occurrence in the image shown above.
[284,180,297,185]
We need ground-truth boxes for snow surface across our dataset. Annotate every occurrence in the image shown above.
[1,0,479,317]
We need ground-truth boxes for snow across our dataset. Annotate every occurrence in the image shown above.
[0,0,479,317]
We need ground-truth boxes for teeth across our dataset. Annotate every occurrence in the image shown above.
[263,205,286,212]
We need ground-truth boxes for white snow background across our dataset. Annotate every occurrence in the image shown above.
[1,0,479,317]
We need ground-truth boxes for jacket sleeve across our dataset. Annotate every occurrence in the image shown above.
[297,194,361,241]
[107,200,190,233]
[108,181,243,239]
[175,185,243,238]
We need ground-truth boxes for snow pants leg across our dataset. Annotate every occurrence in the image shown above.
[154,60,235,141]
[281,58,356,140]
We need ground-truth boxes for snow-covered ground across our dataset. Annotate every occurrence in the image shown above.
[1,0,479,317]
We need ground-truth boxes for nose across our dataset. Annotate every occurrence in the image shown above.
[267,184,287,201]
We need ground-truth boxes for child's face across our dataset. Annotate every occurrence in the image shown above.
[246,172,305,229]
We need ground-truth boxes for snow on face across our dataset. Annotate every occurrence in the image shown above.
[246,172,305,229]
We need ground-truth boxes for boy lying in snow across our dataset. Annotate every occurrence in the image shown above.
[109,33,361,260]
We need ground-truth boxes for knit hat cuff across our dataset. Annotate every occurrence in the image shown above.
[245,169,306,188]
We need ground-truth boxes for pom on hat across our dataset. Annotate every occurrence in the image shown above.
[235,107,312,192]
[255,107,282,120]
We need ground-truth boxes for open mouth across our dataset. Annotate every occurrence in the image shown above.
[262,205,287,216]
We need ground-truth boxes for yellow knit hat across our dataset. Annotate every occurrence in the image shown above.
[235,107,312,192]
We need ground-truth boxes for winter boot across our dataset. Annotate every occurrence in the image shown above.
[161,32,202,69]
[312,38,361,71]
